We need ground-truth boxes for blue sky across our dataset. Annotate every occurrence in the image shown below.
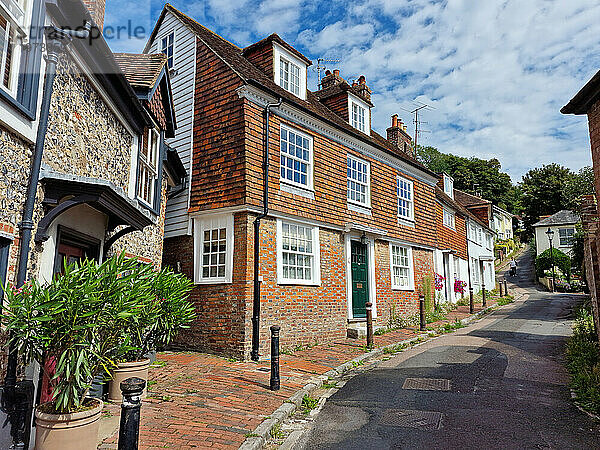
[104,0,600,182]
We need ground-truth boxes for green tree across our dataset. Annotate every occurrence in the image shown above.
[564,166,595,209]
[519,163,575,236]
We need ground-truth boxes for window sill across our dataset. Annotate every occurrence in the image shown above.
[348,202,371,215]
[397,217,415,228]
[136,197,159,216]
[280,181,314,200]
[391,286,415,291]
[443,224,456,231]
[277,279,321,287]
[194,278,232,285]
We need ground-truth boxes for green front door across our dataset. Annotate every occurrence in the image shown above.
[351,240,369,318]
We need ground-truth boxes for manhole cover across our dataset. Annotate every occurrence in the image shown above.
[380,409,443,430]
[256,367,270,372]
[402,378,450,391]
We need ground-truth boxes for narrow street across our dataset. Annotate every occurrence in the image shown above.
[300,252,600,449]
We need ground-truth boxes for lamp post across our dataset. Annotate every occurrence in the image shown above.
[545,228,555,292]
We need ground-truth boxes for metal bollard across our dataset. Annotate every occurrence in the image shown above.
[499,281,504,297]
[469,287,474,314]
[482,286,487,307]
[419,295,426,331]
[270,325,281,391]
[503,280,508,296]
[118,377,146,450]
[366,302,374,349]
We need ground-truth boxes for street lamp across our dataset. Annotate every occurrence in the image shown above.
[545,227,555,292]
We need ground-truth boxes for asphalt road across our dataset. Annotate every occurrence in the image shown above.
[300,251,600,449]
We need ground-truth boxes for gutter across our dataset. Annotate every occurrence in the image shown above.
[251,97,282,362]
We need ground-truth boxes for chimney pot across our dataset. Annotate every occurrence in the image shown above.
[325,69,331,76]
[358,75,366,85]
[391,114,398,128]
[333,69,340,76]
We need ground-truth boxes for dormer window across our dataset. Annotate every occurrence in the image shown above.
[161,32,174,69]
[279,56,300,96]
[443,174,454,198]
[273,42,307,100]
[348,93,370,134]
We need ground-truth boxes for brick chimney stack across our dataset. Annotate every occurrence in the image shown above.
[387,114,414,158]
[82,0,106,30]
[352,75,371,103]
[320,69,344,90]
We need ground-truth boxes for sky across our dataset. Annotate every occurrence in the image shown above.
[103,0,600,182]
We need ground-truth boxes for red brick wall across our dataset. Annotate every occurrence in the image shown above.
[588,99,600,203]
[245,216,347,357]
[467,205,490,226]
[321,92,349,121]
[163,212,251,358]
[374,242,434,326]
[243,43,274,78]
[147,83,167,130]
[244,103,437,247]
[436,203,467,260]
[189,39,247,212]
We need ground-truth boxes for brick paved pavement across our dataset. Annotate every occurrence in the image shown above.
[98,300,499,449]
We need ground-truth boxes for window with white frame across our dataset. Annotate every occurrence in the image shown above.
[347,154,370,206]
[453,257,460,280]
[137,128,160,206]
[471,257,480,284]
[280,125,312,189]
[194,214,234,283]
[397,176,414,221]
[0,11,19,94]
[390,244,414,290]
[351,102,366,132]
[277,220,320,285]
[443,208,455,229]
[559,227,575,246]
[279,56,300,96]
[443,174,454,198]
[161,32,174,69]
[477,227,483,245]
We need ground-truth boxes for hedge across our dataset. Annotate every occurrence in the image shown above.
[535,247,571,281]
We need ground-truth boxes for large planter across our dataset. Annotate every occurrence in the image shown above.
[108,359,150,402]
[34,399,103,450]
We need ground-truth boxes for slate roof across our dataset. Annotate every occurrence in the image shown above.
[147,4,434,177]
[435,187,492,231]
[532,210,580,227]
[113,53,167,89]
[561,70,600,115]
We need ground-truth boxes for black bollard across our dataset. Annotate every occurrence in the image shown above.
[118,377,146,450]
[482,286,487,307]
[469,287,474,314]
[503,280,508,296]
[270,325,281,391]
[366,302,374,349]
[419,295,426,331]
[499,281,504,297]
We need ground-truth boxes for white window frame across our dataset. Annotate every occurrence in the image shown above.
[279,124,313,191]
[279,56,300,96]
[347,92,370,134]
[453,257,460,280]
[161,31,175,69]
[276,219,321,286]
[0,7,23,96]
[351,102,366,132]
[443,174,454,198]
[389,243,414,291]
[193,214,234,284]
[471,257,480,285]
[397,176,414,222]
[442,207,455,230]
[347,154,370,208]
[273,42,307,100]
[559,227,575,247]
[137,128,160,207]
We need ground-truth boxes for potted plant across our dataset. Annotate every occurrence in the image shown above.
[2,254,143,450]
[107,266,194,402]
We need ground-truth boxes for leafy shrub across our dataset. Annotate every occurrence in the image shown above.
[535,248,571,281]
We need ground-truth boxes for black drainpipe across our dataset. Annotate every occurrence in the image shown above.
[5,24,90,388]
[250,98,282,362]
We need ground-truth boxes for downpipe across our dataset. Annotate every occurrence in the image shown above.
[251,98,282,362]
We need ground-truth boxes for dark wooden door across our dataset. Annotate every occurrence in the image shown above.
[351,240,369,318]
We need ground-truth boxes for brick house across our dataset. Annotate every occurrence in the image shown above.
[0,0,184,385]
[147,4,440,359]
[561,70,600,340]
[434,174,495,303]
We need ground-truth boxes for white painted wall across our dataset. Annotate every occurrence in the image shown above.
[467,219,495,294]
[147,11,197,237]
[534,224,576,256]
[434,249,468,304]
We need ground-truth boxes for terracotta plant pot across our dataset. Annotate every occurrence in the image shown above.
[34,398,103,450]
[108,359,150,402]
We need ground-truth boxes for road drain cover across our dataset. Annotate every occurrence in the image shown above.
[402,378,450,391]
[380,409,443,430]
